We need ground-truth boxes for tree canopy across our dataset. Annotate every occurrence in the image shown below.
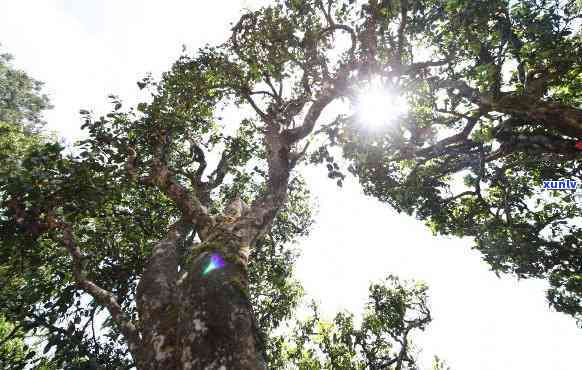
[0,51,51,133]
[1,0,581,368]
[335,0,582,322]
[0,48,55,369]
[282,276,433,370]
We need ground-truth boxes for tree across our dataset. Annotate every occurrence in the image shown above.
[0,48,313,367]
[283,276,432,370]
[0,49,51,178]
[0,50,51,133]
[0,314,35,369]
[1,0,581,368]
[0,49,55,369]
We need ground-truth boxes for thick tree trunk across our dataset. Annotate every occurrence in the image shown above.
[132,120,291,368]
[177,233,266,370]
[135,230,180,369]
[135,227,266,370]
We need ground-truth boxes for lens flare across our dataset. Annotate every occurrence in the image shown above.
[356,81,408,127]
[202,253,225,276]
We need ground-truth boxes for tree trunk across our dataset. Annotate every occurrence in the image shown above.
[136,227,266,370]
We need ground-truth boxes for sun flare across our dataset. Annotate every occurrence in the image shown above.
[356,88,408,127]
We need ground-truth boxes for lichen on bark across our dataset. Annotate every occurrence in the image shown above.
[135,224,266,369]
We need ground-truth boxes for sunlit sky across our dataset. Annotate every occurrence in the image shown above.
[1,1,581,369]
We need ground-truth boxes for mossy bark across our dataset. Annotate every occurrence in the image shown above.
[135,229,266,370]
[135,232,180,369]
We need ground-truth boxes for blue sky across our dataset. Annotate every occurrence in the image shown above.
[1,1,581,369]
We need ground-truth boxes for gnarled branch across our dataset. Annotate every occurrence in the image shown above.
[37,215,143,362]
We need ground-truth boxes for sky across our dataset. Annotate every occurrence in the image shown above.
[1,1,581,369]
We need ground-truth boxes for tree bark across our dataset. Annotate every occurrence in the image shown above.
[135,226,266,370]
[135,228,180,369]
[178,232,266,370]
[481,94,582,139]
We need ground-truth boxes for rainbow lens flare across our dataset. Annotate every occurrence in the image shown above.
[202,253,225,276]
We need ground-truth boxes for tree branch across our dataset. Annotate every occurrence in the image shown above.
[126,145,213,228]
[284,91,336,143]
[415,114,481,158]
[481,95,582,138]
[242,91,269,120]
[496,132,582,156]
[433,78,480,102]
[442,191,477,204]
[148,159,213,227]
[396,0,409,64]
[248,90,277,99]
[320,24,357,55]
[190,140,207,181]
[43,216,143,360]
[208,149,231,189]
[264,76,282,102]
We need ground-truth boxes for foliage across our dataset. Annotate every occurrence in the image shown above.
[0,50,55,369]
[320,0,582,323]
[432,356,452,370]
[0,314,35,369]
[282,276,432,370]
[0,50,51,132]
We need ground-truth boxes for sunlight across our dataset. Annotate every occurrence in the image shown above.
[356,85,408,128]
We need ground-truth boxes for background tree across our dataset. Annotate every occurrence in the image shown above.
[1,0,581,369]
[283,276,432,370]
[0,49,56,369]
[0,315,35,369]
[0,50,51,133]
